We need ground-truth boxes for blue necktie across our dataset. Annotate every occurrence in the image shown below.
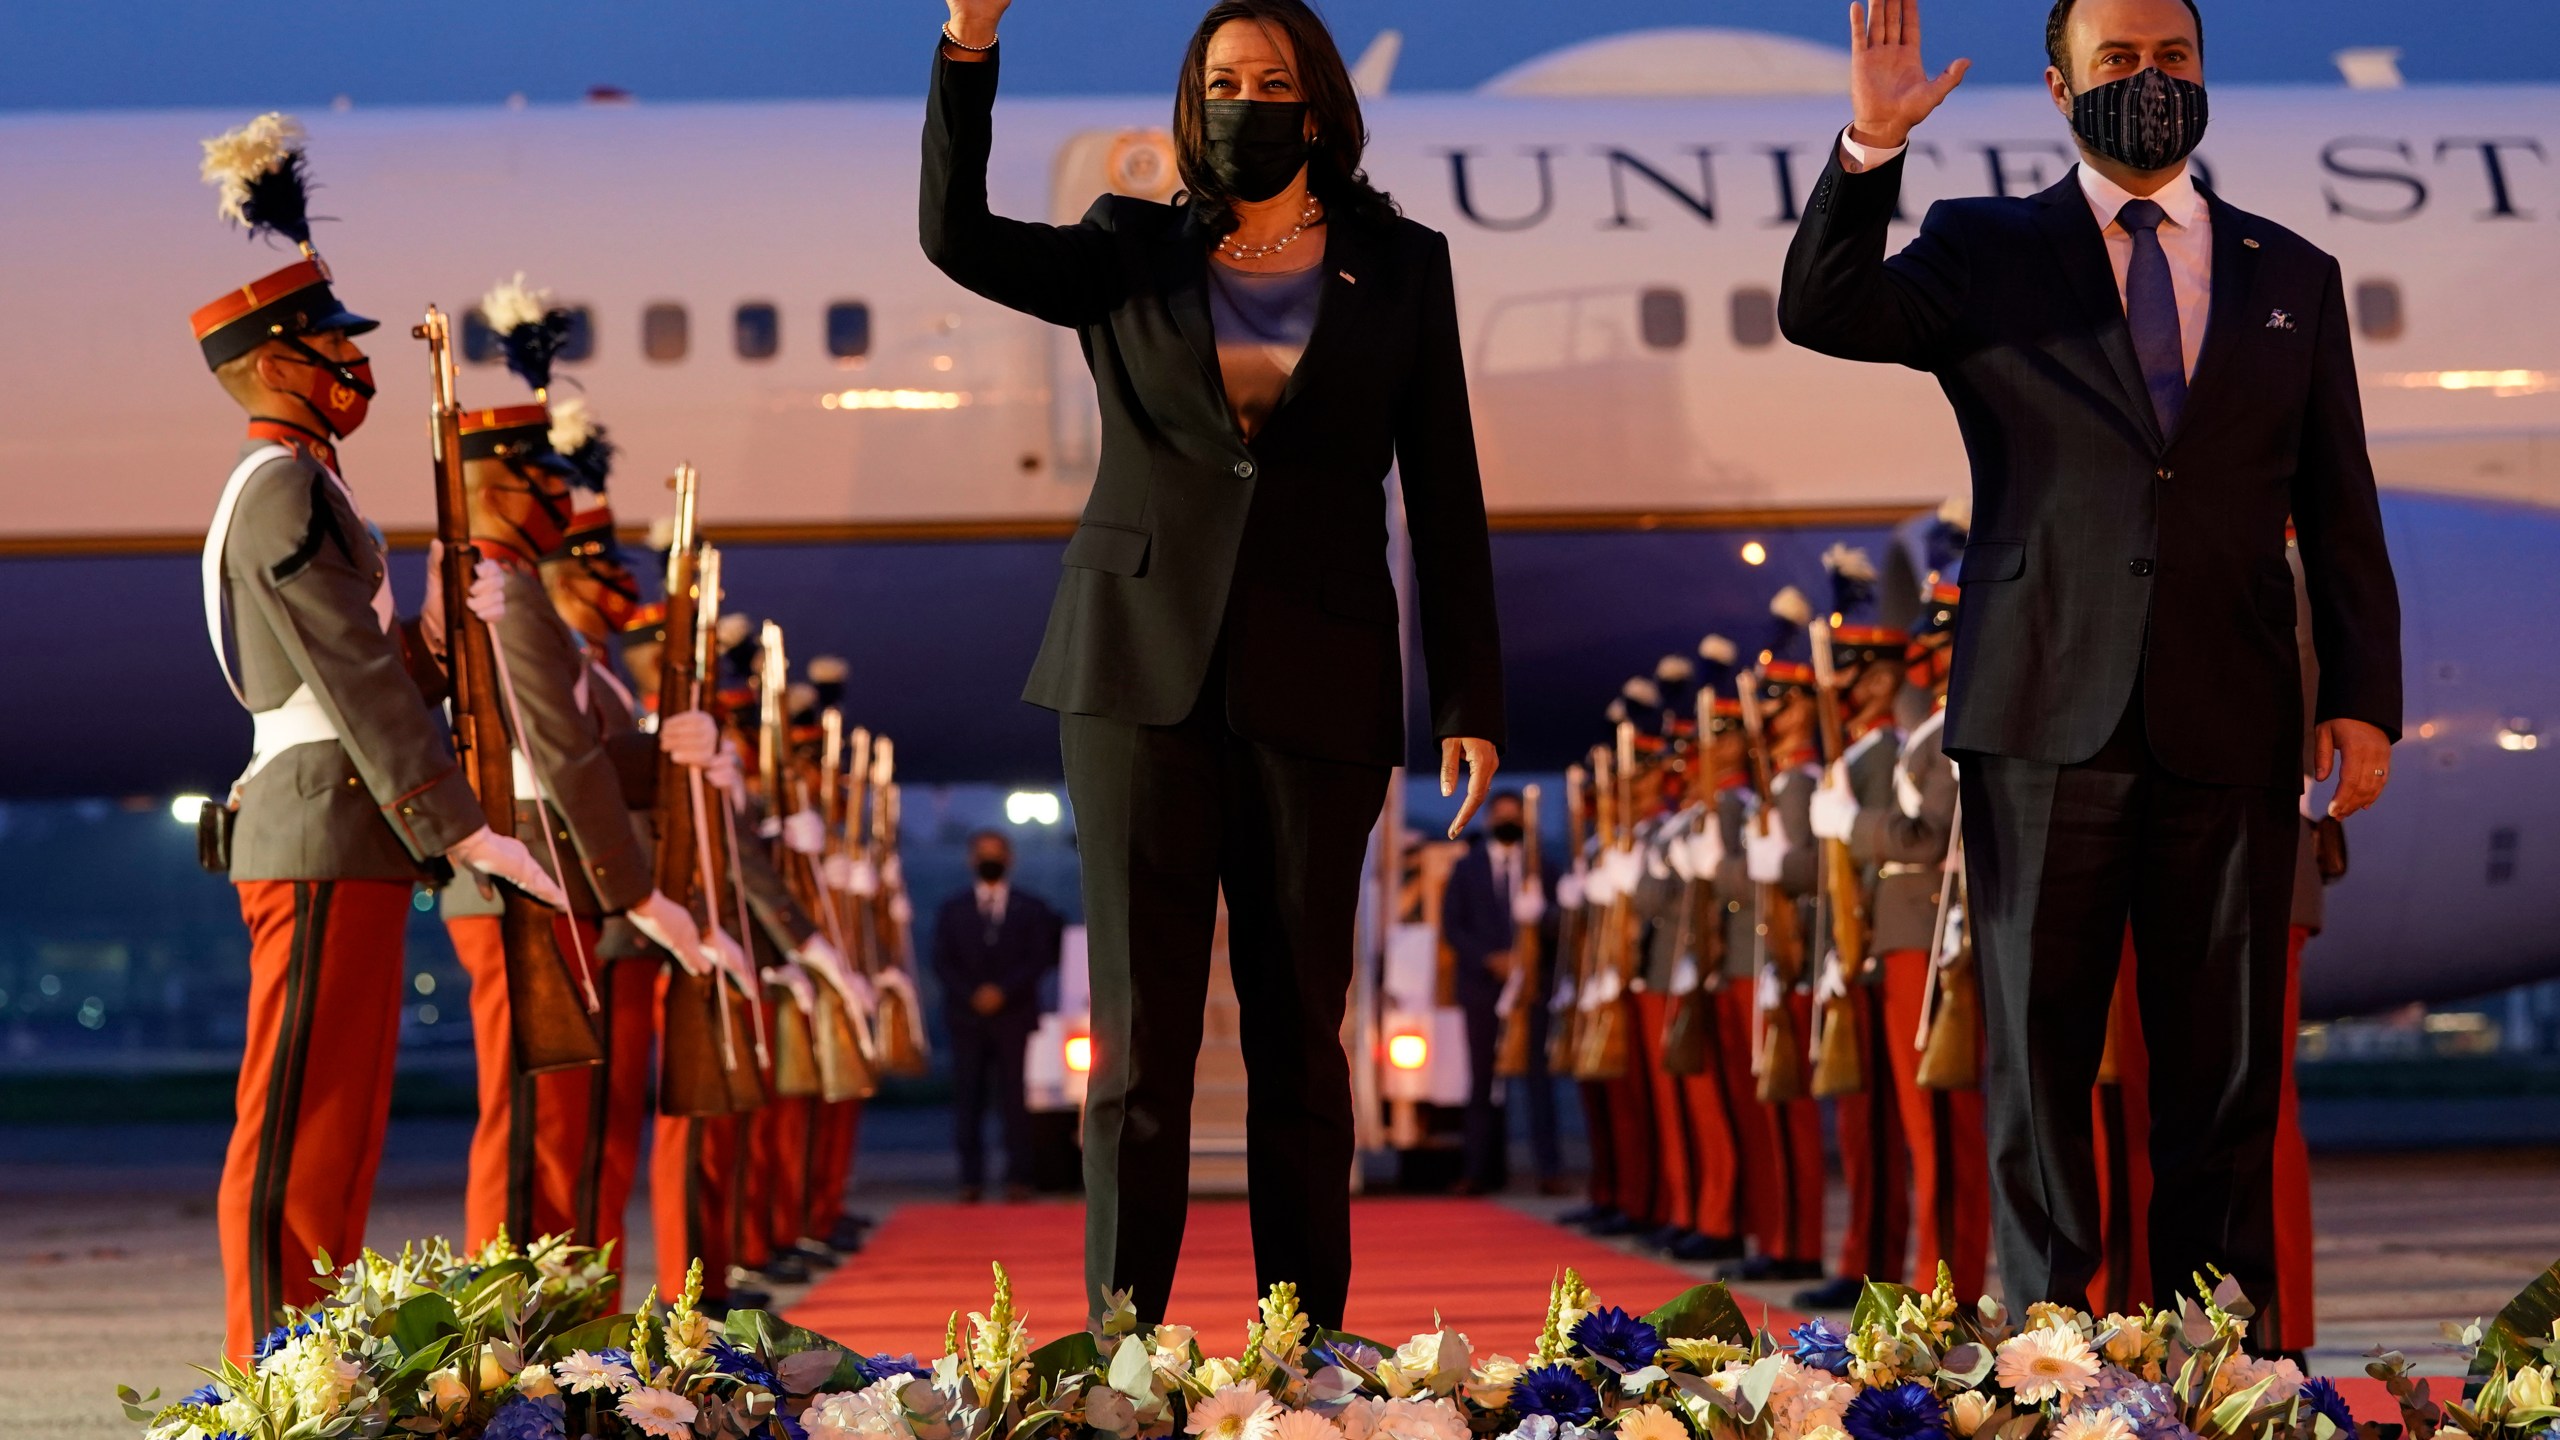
[2115,198,2187,437]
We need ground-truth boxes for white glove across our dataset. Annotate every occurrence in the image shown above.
[446,826,568,911]
[659,709,720,767]
[1895,763,1926,821]
[1643,842,1672,881]
[881,855,904,891]
[799,932,857,994]
[889,893,914,926]
[1815,948,1850,1004]
[1556,869,1585,909]
[1686,824,1727,879]
[1580,863,1615,907]
[705,923,754,986]
[706,742,745,803]
[1744,824,1792,885]
[465,557,508,625]
[1665,833,1697,880]
[627,889,710,976]
[783,809,826,856]
[1511,883,1546,926]
[1810,767,1860,842]
[765,963,819,1014]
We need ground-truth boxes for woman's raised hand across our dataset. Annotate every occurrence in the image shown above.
[944,0,1009,50]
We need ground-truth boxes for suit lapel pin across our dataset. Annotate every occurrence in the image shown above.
[1339,270,1357,284]
[2242,236,2261,249]
[2266,309,2295,330]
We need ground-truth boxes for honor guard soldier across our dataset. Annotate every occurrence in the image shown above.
[1662,643,1746,1265]
[191,115,566,1360]
[1731,648,1826,1282]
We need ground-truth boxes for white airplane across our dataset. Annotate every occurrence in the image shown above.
[0,28,2552,1017]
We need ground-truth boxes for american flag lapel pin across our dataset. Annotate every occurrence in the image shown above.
[2266,309,2295,330]
[2242,236,2261,249]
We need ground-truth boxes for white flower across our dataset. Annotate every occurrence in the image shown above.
[515,1364,559,1400]
[1370,1397,1469,1440]
[1948,1392,1993,1437]
[1187,1384,1281,1440]
[1616,1404,1688,1440]
[1390,1332,1469,1396]
[1338,1397,1384,1440]
[620,1385,702,1438]
[2051,1410,2137,1440]
[2511,1366,2558,1415]
[1467,1356,1524,1410]
[1996,1326,2102,1405]
[557,1350,637,1394]
[1276,1410,1348,1440]
[807,1379,924,1440]
[1198,1358,1246,1394]
[2212,1355,2304,1406]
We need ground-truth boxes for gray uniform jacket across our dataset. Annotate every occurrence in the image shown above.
[442,562,652,920]
[1851,707,1959,956]
[1711,786,1755,980]
[1631,816,1685,992]
[220,442,483,881]
[1840,723,1903,968]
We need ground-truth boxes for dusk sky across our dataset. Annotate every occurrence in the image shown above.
[3,0,2554,113]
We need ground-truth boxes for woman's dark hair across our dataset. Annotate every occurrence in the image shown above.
[2044,0,2204,77]
[1171,0,1398,234]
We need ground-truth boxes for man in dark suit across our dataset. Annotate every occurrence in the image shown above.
[933,829,1064,1202]
[1778,0,2400,1324]
[1439,790,1562,1195]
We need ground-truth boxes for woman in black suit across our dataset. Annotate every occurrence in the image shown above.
[922,0,1505,1326]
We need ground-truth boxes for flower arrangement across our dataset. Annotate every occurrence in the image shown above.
[125,1237,2560,1440]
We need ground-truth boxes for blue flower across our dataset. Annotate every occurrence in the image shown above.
[1790,1319,1853,1377]
[772,1409,810,1440]
[866,1351,931,1382]
[711,1339,779,1391]
[1569,1308,1664,1370]
[2299,1378,2356,1433]
[179,1382,228,1407]
[1844,1383,1949,1440]
[485,1394,568,1440]
[1511,1365,1602,1424]
[2080,1367,2192,1440]
[251,1321,313,1362]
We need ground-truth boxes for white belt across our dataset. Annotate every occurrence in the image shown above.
[1879,862,1936,878]
[510,748,550,805]
[241,684,341,789]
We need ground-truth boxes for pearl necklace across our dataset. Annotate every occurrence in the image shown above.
[1216,196,1322,263]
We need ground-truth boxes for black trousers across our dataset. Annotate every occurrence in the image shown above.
[1960,696,2296,1320]
[1455,965,1506,1189]
[949,1016,1034,1189]
[1060,677,1391,1328]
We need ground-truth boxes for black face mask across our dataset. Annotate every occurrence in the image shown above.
[2069,67,2209,174]
[975,858,1008,883]
[1201,99,1310,203]
[1490,821,1525,845]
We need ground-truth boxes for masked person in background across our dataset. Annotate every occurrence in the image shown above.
[932,829,1065,1203]
[1779,0,2400,1326]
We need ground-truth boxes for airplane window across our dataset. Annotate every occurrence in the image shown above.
[827,302,873,359]
[558,306,595,363]
[642,303,689,363]
[1729,287,1778,349]
[1640,288,1687,350]
[2354,279,2404,341]
[461,311,499,365]
[735,302,780,361]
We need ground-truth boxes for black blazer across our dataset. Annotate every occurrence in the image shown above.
[1779,149,2400,789]
[932,887,1063,1030]
[1440,837,1559,1003]
[920,49,1505,768]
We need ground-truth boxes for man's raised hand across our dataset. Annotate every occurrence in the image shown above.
[1848,0,1970,151]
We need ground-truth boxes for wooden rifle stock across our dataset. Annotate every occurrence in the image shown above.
[1737,669,1807,1103]
[755,625,824,1101]
[1807,621,1867,1099]
[413,307,597,1074]
[646,470,736,1117]
[696,550,768,1114]
[1547,765,1591,1077]
[808,707,877,1102]
[1492,783,1542,1078]
[870,742,930,1076]
[1573,737,1633,1081]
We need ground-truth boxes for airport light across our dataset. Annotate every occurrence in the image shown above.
[1387,1030,1430,1070]
[1006,790,1062,826]
[2497,720,2541,752]
[170,793,211,825]
[1064,1034,1093,1073]
[1740,541,1768,566]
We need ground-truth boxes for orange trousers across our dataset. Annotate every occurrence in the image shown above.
[452,914,647,1255]
[1717,984,1824,1261]
[1678,989,1743,1241]
[221,879,410,1361]
[1635,991,1694,1231]
[1832,982,1911,1284]
[757,1096,818,1253]
[653,1111,740,1300]
[1603,999,1659,1224]
[1877,950,1991,1298]
[805,1098,864,1238]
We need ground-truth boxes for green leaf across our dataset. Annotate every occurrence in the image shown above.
[724,1309,869,1393]
[2473,1253,2560,1376]
[1736,1353,1787,1424]
[1850,1281,1919,1335]
[546,1312,638,1359]
[1644,1284,1754,1345]
[1010,1409,1067,1439]
[1108,1328,1159,1403]
[388,1293,463,1356]
[1027,1332,1103,1390]
[2204,1375,2278,1437]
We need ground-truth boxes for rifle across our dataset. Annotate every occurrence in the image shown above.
[1492,782,1543,1078]
[810,707,878,1102]
[1806,620,1868,1099]
[869,739,932,1076]
[1660,693,1724,1076]
[756,624,824,1101]
[1546,764,1591,1078]
[1572,730,1635,1081]
[1737,668,1808,1104]
[648,480,735,1117]
[694,549,769,1114]
[413,306,599,1074]
[1915,792,1983,1090]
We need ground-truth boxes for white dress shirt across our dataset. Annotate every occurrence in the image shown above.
[975,879,1009,929]
[1487,839,1521,898]
[1837,128,2212,379]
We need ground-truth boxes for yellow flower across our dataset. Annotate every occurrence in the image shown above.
[2510,1366,2557,1414]
[515,1365,560,1400]
[2024,1303,2086,1335]
[1665,1338,1747,1371]
[1198,1358,1244,1394]
[422,1367,471,1415]
[1949,1393,1992,1437]
[1618,1404,1689,1440]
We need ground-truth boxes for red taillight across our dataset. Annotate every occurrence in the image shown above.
[1064,1034,1093,1073]
[1387,1031,1429,1070]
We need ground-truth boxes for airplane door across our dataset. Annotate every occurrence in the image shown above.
[1047,129,1182,486]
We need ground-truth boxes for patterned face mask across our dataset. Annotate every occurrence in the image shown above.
[2069,67,2209,174]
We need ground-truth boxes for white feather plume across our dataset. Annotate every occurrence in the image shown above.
[1770,586,1813,626]
[1937,494,1973,531]
[786,682,819,714]
[1654,654,1695,683]
[199,113,305,224]
[716,612,753,650]
[646,515,677,552]
[1822,543,1878,583]
[1605,698,1629,724]
[480,271,554,334]
[1698,633,1738,666]
[807,655,850,685]
[548,395,599,455]
[1622,676,1662,707]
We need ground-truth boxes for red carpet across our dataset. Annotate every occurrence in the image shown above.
[788,1198,1746,1359]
